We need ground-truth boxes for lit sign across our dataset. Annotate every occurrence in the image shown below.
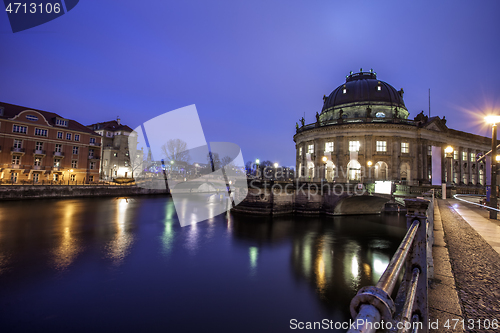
[374,180,392,194]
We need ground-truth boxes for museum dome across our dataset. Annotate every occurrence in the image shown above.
[322,70,406,112]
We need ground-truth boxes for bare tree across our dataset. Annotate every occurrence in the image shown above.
[129,148,146,178]
[161,139,190,163]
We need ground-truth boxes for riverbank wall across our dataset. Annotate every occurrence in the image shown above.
[0,185,168,200]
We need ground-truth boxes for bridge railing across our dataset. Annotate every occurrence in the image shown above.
[347,198,432,333]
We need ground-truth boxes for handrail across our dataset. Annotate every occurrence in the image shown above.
[397,268,420,333]
[347,220,420,333]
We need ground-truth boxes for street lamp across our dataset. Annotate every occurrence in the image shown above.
[485,116,500,219]
[322,156,327,181]
[444,146,454,186]
[255,159,260,179]
[273,162,278,180]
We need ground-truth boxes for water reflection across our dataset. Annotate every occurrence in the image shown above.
[249,246,258,274]
[52,201,81,270]
[162,200,176,256]
[104,198,134,264]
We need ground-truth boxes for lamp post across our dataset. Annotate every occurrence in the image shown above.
[255,159,260,179]
[444,146,454,186]
[273,162,278,180]
[485,116,500,219]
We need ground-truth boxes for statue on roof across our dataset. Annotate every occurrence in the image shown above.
[338,109,343,119]
[296,122,299,131]
[366,106,372,118]
[300,117,305,127]
[323,95,327,103]
[442,116,447,125]
[315,112,320,124]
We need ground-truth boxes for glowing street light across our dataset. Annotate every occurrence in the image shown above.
[444,146,454,186]
[367,161,372,167]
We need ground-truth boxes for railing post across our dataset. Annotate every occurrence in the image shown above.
[404,198,430,333]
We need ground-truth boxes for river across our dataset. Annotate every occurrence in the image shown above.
[0,196,407,332]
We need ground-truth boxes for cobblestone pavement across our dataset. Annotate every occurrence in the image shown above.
[438,199,500,333]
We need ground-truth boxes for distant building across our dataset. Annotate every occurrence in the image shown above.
[87,119,143,179]
[0,102,102,183]
[294,70,491,185]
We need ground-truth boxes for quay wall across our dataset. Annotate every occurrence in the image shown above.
[0,185,167,200]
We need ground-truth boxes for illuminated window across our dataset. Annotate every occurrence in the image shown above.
[54,158,61,167]
[70,174,76,181]
[401,142,409,154]
[375,112,385,118]
[470,153,475,162]
[299,147,302,156]
[308,144,314,154]
[342,88,347,94]
[377,86,382,91]
[376,141,387,152]
[12,155,20,165]
[34,157,41,166]
[89,175,94,182]
[428,146,432,156]
[453,151,458,160]
[324,142,334,153]
[349,141,360,152]
[462,151,467,160]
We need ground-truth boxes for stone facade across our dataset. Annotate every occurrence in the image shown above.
[294,72,491,185]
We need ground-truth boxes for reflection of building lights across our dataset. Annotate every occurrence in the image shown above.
[351,256,359,278]
[371,252,389,283]
[249,247,258,269]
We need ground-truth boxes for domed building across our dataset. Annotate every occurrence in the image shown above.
[293,70,491,186]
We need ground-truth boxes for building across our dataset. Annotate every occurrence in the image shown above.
[87,119,142,179]
[0,102,102,183]
[293,70,491,185]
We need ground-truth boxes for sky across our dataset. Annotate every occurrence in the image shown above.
[2,0,500,166]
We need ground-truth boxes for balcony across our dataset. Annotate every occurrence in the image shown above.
[53,167,60,171]
[88,155,100,160]
[12,164,20,169]
[33,165,43,170]
[33,149,46,156]
[53,151,65,157]
[11,147,25,154]
[89,142,101,146]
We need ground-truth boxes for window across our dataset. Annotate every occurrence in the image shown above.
[401,142,409,154]
[462,151,467,160]
[13,125,27,134]
[298,147,302,156]
[349,141,360,152]
[55,144,62,152]
[89,176,94,182]
[66,133,71,140]
[53,174,59,181]
[70,174,76,181]
[57,131,63,139]
[307,144,314,154]
[324,142,334,153]
[90,161,95,170]
[34,157,41,166]
[376,141,387,152]
[12,155,20,165]
[106,132,113,137]
[113,153,117,157]
[124,161,128,167]
[72,146,79,155]
[55,119,68,127]
[377,85,382,91]
[74,134,80,141]
[342,88,347,94]
[375,112,385,118]
[89,149,94,158]
[35,141,43,150]
[90,137,96,144]
[54,158,61,167]
[26,115,38,121]
[71,160,77,168]
[13,139,22,149]
[453,151,458,160]
[34,128,48,136]
[471,153,475,162]
[428,146,432,156]
[104,159,108,167]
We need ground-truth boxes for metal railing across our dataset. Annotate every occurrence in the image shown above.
[347,198,432,333]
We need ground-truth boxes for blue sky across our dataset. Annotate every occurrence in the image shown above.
[2,0,500,166]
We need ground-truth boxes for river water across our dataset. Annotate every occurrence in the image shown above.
[0,196,407,332]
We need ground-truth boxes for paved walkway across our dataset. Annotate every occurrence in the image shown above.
[430,198,500,333]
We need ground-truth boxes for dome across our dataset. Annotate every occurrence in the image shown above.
[322,71,406,112]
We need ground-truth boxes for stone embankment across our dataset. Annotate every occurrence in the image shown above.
[0,185,167,200]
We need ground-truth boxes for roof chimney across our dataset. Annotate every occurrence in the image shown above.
[117,116,121,125]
